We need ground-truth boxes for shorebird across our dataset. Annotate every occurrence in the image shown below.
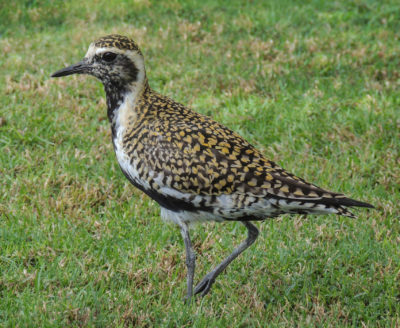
[51,35,373,300]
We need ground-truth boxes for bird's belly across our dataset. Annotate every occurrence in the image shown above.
[160,207,226,225]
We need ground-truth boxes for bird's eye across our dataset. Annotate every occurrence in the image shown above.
[102,52,117,62]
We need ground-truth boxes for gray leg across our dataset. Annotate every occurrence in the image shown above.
[179,223,196,301]
[194,221,259,296]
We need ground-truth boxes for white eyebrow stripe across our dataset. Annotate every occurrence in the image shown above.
[85,45,128,59]
[95,47,110,55]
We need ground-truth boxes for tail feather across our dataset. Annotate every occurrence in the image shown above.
[326,197,374,218]
[312,196,374,209]
[270,194,374,219]
[307,196,373,218]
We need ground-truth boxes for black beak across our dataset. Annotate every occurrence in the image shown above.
[51,60,89,78]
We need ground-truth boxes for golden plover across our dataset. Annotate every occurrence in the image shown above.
[51,35,373,299]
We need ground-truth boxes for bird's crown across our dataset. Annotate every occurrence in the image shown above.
[93,34,142,54]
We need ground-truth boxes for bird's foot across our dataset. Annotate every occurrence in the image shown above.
[183,294,193,304]
[194,272,216,296]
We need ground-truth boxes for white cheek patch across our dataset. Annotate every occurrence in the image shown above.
[127,52,145,82]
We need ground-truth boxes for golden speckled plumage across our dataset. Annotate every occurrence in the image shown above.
[115,85,370,220]
[51,35,374,299]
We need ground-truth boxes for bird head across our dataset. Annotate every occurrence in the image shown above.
[51,35,146,90]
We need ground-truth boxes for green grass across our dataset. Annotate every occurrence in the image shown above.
[1,0,399,326]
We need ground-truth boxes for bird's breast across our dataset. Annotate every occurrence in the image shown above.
[113,122,151,190]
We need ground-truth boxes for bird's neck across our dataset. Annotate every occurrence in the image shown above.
[104,78,150,138]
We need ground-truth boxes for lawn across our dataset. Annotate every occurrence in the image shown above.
[1,0,399,326]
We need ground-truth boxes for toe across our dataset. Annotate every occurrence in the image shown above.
[200,280,213,297]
